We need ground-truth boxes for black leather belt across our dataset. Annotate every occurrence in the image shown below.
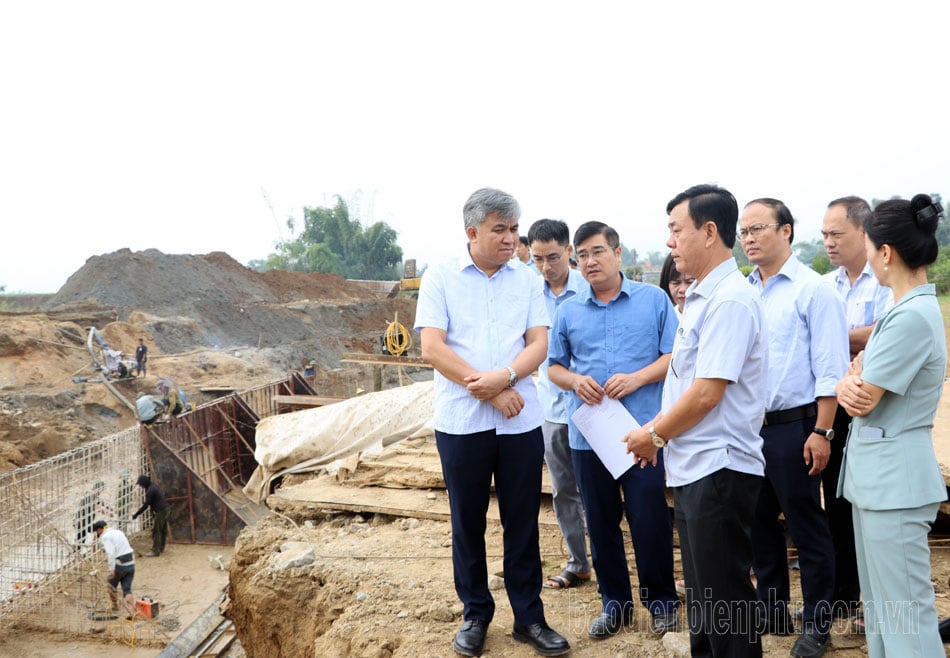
[116,552,134,567]
[763,402,817,426]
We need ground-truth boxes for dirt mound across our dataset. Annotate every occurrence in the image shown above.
[48,249,375,314]
[43,249,396,352]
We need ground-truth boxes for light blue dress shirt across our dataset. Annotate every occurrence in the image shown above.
[663,258,768,487]
[748,256,848,411]
[537,268,590,424]
[548,275,677,451]
[840,284,947,510]
[823,262,893,330]
[415,245,550,435]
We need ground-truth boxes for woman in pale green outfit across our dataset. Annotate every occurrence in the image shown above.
[836,194,947,657]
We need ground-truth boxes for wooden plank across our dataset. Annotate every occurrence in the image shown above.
[271,475,561,526]
[273,394,345,408]
[340,352,432,367]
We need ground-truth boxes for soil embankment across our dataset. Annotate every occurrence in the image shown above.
[0,248,413,470]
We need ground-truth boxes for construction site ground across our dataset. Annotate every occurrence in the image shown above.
[1,249,950,657]
[0,543,234,657]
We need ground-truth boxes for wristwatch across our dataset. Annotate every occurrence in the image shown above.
[813,427,835,441]
[649,425,667,448]
[506,366,519,388]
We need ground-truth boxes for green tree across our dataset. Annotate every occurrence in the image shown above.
[812,252,833,275]
[251,196,404,279]
[792,237,824,267]
[645,251,667,267]
[620,245,638,267]
[732,242,750,268]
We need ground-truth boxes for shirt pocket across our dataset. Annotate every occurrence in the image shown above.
[670,325,698,381]
[496,290,532,331]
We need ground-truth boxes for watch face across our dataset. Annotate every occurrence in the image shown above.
[826,429,835,440]
[652,436,665,447]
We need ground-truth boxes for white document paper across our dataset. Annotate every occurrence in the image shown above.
[570,397,640,479]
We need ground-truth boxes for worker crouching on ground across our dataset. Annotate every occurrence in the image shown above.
[132,475,171,557]
[93,520,136,617]
[156,381,184,419]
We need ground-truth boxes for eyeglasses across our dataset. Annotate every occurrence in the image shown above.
[738,223,780,240]
[575,246,613,263]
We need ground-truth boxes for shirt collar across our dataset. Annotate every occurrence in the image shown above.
[544,267,586,299]
[690,257,738,300]
[458,244,516,275]
[749,253,800,286]
[833,261,875,286]
[580,272,631,305]
[895,283,936,306]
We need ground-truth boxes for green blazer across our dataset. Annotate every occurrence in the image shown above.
[839,284,948,510]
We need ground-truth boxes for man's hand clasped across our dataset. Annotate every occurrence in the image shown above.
[465,369,524,419]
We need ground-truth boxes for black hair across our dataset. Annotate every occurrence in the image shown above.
[573,221,619,250]
[527,219,570,247]
[745,197,796,244]
[518,235,530,247]
[658,254,681,305]
[666,184,739,248]
[864,194,941,269]
[827,196,871,228]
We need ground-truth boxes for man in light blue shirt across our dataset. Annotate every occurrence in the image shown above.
[548,221,679,640]
[415,188,570,658]
[742,198,848,658]
[527,218,592,591]
[625,184,767,658]
[515,235,540,274]
[820,196,893,625]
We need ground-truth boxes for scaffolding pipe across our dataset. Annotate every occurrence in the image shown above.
[85,327,137,415]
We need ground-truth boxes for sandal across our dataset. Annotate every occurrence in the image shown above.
[850,611,865,635]
[544,569,590,589]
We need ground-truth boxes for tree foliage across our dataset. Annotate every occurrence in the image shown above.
[250,196,403,279]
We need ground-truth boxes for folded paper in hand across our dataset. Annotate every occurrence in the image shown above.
[570,397,640,479]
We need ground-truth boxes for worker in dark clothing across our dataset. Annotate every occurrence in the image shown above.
[75,480,111,548]
[135,339,148,376]
[132,475,171,557]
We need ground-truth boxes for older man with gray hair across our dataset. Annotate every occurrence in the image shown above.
[416,188,570,657]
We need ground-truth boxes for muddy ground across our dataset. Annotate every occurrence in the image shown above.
[3,249,950,657]
[227,499,950,658]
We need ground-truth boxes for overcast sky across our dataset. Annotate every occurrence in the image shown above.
[2,2,948,293]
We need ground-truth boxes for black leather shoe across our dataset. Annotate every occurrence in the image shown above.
[511,621,570,656]
[650,610,679,634]
[588,610,632,639]
[453,619,488,656]
[790,628,829,658]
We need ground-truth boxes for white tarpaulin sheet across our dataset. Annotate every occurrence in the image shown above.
[244,381,434,502]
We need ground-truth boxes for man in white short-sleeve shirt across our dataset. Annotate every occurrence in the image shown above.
[625,184,767,658]
[415,188,569,658]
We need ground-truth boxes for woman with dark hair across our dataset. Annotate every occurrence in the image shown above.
[658,253,693,315]
[835,194,946,657]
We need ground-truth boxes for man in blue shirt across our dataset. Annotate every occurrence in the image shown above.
[415,188,569,657]
[548,221,679,640]
[528,218,592,591]
[820,196,892,626]
[515,235,540,274]
[626,184,768,658]
[741,198,848,658]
